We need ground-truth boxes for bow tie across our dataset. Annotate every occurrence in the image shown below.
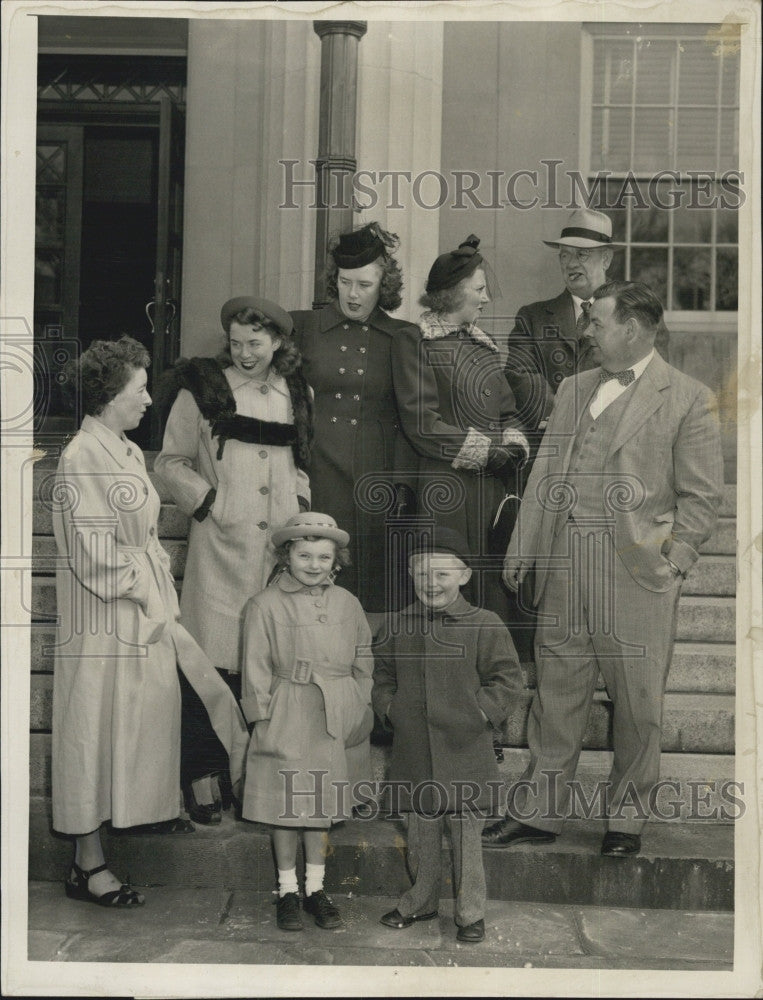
[600,368,635,387]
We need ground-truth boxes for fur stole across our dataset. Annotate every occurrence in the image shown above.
[155,356,312,469]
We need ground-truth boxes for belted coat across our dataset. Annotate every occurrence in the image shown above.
[240,572,374,827]
[51,417,248,834]
[371,596,523,813]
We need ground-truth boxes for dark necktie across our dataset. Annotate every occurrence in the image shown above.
[599,367,635,387]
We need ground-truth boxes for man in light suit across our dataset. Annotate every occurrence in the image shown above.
[483,280,723,857]
[504,209,670,431]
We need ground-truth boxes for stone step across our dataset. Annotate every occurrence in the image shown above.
[31,500,191,540]
[27,796,733,911]
[29,535,738,598]
[367,747,739,824]
[28,688,734,792]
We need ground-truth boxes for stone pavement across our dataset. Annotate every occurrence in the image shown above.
[28,882,733,970]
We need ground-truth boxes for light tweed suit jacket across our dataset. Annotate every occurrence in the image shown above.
[507,352,724,602]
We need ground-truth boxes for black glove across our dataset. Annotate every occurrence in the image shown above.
[192,487,217,522]
[486,445,526,490]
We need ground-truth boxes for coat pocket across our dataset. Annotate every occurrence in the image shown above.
[252,683,305,760]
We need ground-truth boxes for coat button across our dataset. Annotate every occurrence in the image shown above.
[343,324,349,330]
[260,384,269,394]
[318,614,328,623]
[339,368,346,374]
[353,394,360,401]
[340,345,347,352]
[331,416,337,423]
[359,346,367,353]
[350,419,357,425]
[335,392,342,399]
[357,368,364,375]
[259,486,269,495]
[483,388,492,396]
[258,521,268,530]
[362,325,368,332]
[314,600,322,607]
[259,449,268,458]
[126,448,132,456]
[149,526,155,535]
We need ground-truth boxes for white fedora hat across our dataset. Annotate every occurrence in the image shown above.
[543,209,623,249]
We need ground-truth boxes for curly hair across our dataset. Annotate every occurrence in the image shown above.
[325,252,404,313]
[272,536,352,572]
[218,307,302,378]
[62,336,150,416]
[418,283,468,314]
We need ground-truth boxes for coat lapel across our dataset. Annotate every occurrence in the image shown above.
[606,353,670,457]
[544,290,578,352]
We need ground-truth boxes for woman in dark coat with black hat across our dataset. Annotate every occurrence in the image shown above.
[394,236,530,621]
[290,223,419,616]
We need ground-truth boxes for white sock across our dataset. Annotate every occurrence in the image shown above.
[304,862,325,897]
[277,868,299,898]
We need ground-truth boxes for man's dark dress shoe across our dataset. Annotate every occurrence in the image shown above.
[601,831,641,856]
[481,818,557,848]
[456,918,485,943]
[379,907,438,928]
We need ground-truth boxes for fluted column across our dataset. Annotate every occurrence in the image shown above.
[311,20,367,308]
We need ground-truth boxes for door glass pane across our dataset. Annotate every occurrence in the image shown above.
[676,108,719,170]
[673,202,712,243]
[716,248,738,311]
[630,182,669,243]
[36,144,66,183]
[593,40,634,103]
[716,201,738,243]
[672,247,711,310]
[631,247,668,306]
[34,251,62,306]
[635,40,675,104]
[591,108,632,172]
[35,189,65,244]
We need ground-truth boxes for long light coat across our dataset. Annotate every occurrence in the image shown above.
[154,366,310,672]
[51,417,248,834]
[240,573,374,827]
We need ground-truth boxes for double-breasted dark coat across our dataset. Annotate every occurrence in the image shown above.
[291,302,420,612]
[393,316,529,617]
[371,596,522,813]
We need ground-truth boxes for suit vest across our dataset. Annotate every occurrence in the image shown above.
[566,385,636,526]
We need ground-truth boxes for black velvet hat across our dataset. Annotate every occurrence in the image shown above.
[409,526,473,568]
[425,235,484,293]
[331,222,394,269]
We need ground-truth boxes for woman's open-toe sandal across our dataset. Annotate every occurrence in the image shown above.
[64,862,145,907]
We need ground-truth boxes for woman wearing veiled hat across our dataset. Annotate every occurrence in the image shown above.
[394,236,530,620]
[290,223,420,616]
[154,296,312,821]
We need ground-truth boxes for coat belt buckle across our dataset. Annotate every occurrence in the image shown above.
[292,659,313,684]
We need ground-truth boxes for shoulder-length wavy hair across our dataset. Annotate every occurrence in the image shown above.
[325,252,404,313]
[217,306,301,377]
[63,335,150,416]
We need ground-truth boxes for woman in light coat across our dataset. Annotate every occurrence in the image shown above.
[51,337,247,907]
[155,297,312,821]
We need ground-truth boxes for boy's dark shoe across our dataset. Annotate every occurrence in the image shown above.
[456,918,485,943]
[303,889,342,929]
[601,831,641,857]
[481,818,556,848]
[276,892,303,931]
[380,907,438,928]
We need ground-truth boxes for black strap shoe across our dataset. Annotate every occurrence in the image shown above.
[481,818,557,848]
[303,889,342,929]
[276,892,304,931]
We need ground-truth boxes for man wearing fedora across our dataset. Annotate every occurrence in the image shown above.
[504,208,669,431]
[484,280,722,857]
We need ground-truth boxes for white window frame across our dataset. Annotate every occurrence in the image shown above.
[580,22,738,335]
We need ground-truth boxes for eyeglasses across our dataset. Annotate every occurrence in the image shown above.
[559,248,596,263]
